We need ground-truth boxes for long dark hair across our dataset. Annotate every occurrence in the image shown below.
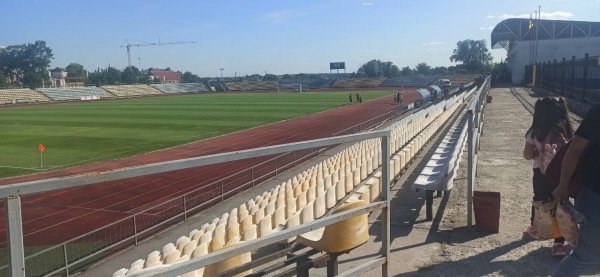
[526,97,574,142]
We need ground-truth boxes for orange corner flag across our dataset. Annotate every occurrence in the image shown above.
[38,144,45,152]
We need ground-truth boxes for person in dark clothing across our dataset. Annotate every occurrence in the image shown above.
[552,105,600,276]
[349,93,352,104]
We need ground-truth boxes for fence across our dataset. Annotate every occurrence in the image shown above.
[1,130,393,277]
[525,53,600,103]
[466,76,491,227]
[0,103,413,277]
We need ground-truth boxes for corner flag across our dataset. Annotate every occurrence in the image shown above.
[38,144,45,152]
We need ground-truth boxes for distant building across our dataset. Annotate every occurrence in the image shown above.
[149,69,181,83]
[50,70,67,87]
[491,18,600,84]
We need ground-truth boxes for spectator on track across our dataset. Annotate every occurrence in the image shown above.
[349,93,353,104]
[356,92,362,103]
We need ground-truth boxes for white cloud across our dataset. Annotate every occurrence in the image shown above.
[261,10,298,24]
[480,26,494,30]
[486,15,495,19]
[540,11,575,20]
[495,11,574,20]
[421,41,445,46]
[362,2,373,6]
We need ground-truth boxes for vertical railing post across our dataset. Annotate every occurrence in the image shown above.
[553,59,557,92]
[571,56,576,98]
[133,215,138,245]
[380,132,391,277]
[561,57,566,95]
[251,167,255,187]
[583,53,589,102]
[63,244,70,277]
[5,196,25,277]
[467,110,475,228]
[221,180,224,202]
[183,195,188,221]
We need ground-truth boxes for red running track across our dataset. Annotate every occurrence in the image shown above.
[0,92,421,246]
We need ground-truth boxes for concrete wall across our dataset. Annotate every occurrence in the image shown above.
[508,37,600,84]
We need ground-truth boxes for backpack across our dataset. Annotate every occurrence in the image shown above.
[539,136,567,175]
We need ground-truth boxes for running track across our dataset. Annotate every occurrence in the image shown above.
[0,92,421,246]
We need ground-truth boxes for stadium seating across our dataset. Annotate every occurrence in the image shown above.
[37,87,113,101]
[381,76,440,87]
[278,79,335,89]
[224,81,278,91]
[0,89,50,104]
[101,85,163,97]
[331,78,385,88]
[151,83,210,94]
[112,92,468,276]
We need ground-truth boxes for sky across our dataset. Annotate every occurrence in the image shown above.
[1,0,599,77]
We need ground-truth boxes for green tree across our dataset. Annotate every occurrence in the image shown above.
[400,66,413,76]
[181,71,202,83]
[381,62,400,78]
[263,74,278,81]
[65,63,86,78]
[357,59,385,77]
[121,66,143,84]
[450,39,493,73]
[414,63,431,76]
[0,40,53,87]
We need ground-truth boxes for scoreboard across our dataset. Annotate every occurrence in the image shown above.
[330,62,346,70]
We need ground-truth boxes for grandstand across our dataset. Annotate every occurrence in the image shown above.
[332,78,386,88]
[110,91,468,276]
[442,74,484,86]
[278,79,335,89]
[0,89,50,104]
[380,76,440,87]
[224,81,278,91]
[101,85,163,97]
[151,83,210,94]
[37,87,114,101]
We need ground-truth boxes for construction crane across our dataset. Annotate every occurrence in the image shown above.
[121,39,198,68]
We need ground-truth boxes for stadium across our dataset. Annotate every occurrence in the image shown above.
[0,69,487,276]
[2,3,599,277]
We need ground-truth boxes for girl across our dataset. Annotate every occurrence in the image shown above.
[523,97,574,256]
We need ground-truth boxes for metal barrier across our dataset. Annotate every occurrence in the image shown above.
[2,130,393,277]
[466,76,491,227]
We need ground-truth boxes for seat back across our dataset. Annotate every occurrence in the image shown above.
[321,200,369,253]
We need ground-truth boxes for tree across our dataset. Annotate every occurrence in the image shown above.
[401,66,413,76]
[0,40,53,87]
[263,74,278,81]
[450,39,493,73]
[180,71,199,83]
[414,63,431,76]
[121,66,143,84]
[65,63,86,78]
[432,66,448,75]
[357,59,400,78]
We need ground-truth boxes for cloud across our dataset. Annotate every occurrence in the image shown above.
[495,11,574,20]
[486,15,495,19]
[261,10,298,24]
[421,41,445,46]
[362,2,373,6]
[540,11,575,19]
[480,26,494,30]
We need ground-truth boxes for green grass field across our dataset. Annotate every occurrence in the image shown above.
[0,91,393,179]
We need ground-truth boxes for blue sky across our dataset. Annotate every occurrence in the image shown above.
[1,0,599,77]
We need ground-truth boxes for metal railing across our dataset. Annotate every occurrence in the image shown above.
[466,76,491,227]
[1,130,393,277]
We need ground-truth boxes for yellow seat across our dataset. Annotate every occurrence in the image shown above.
[296,200,369,254]
[205,242,252,277]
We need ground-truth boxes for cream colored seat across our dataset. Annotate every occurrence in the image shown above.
[297,200,369,254]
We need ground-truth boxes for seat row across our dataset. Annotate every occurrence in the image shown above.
[102,85,163,97]
[332,78,385,88]
[0,89,50,104]
[37,87,113,100]
[224,81,278,91]
[112,96,464,276]
[151,83,210,94]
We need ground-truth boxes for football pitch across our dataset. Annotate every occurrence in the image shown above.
[0,91,393,179]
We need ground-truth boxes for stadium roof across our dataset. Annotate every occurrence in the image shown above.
[491,18,600,50]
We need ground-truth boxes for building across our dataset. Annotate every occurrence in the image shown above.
[491,18,600,84]
[149,69,181,83]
